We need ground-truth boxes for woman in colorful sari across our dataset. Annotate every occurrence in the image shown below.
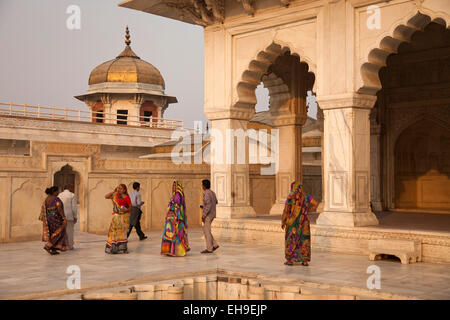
[105,184,131,254]
[281,181,319,266]
[161,181,190,256]
[41,186,69,255]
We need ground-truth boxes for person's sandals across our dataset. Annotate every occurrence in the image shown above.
[213,245,219,251]
[139,236,148,241]
[201,249,213,254]
[302,262,309,266]
[44,247,59,255]
[284,261,293,266]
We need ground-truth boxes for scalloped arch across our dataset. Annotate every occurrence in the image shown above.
[235,42,315,110]
[359,11,450,95]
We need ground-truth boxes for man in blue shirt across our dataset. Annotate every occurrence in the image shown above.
[127,182,147,240]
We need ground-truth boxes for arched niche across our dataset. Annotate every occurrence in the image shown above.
[394,119,450,211]
[53,164,80,199]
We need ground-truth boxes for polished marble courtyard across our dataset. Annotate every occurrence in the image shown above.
[0,227,449,300]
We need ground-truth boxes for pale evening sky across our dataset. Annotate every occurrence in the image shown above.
[0,0,310,129]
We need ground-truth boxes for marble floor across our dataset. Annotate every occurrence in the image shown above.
[0,228,449,300]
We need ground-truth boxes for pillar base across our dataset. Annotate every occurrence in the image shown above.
[269,202,285,215]
[371,201,383,212]
[316,211,379,227]
[316,202,324,213]
[216,206,257,219]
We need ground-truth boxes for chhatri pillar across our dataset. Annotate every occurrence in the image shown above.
[316,93,379,227]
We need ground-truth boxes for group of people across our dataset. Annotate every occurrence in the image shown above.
[102,179,218,256]
[40,178,318,266]
[40,179,219,257]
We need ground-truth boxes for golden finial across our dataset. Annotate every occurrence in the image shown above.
[125,25,131,46]
[116,25,139,58]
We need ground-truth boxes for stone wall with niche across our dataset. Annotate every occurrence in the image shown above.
[0,140,319,242]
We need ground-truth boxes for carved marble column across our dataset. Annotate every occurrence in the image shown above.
[370,123,383,212]
[265,52,311,215]
[269,117,303,215]
[206,109,256,219]
[316,105,325,213]
[316,93,379,227]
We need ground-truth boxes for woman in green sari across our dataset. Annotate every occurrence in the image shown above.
[281,181,319,266]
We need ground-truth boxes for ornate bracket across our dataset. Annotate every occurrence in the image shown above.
[237,0,256,16]
[164,0,224,26]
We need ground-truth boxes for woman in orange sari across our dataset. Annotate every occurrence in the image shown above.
[105,184,131,254]
[161,181,190,256]
[281,181,319,266]
[41,186,69,255]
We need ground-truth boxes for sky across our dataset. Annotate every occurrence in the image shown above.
[0,0,310,129]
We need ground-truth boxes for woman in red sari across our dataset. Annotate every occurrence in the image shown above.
[105,184,131,254]
[41,186,69,255]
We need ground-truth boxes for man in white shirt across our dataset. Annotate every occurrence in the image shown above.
[127,182,147,240]
[58,185,78,250]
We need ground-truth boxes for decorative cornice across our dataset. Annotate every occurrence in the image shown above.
[205,108,255,121]
[270,114,308,127]
[87,82,165,95]
[316,93,377,110]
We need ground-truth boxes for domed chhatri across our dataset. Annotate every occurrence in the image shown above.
[75,26,177,125]
[88,26,165,88]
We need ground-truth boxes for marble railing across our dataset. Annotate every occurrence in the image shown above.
[0,102,183,129]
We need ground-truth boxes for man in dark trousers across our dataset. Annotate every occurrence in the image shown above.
[200,179,219,253]
[127,182,147,240]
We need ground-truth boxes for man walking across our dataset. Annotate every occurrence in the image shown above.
[127,182,147,240]
[58,185,78,250]
[200,179,219,254]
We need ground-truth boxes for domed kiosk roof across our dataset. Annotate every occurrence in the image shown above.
[88,27,165,88]
[75,27,177,104]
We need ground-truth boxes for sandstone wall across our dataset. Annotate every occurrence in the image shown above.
[0,140,325,242]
